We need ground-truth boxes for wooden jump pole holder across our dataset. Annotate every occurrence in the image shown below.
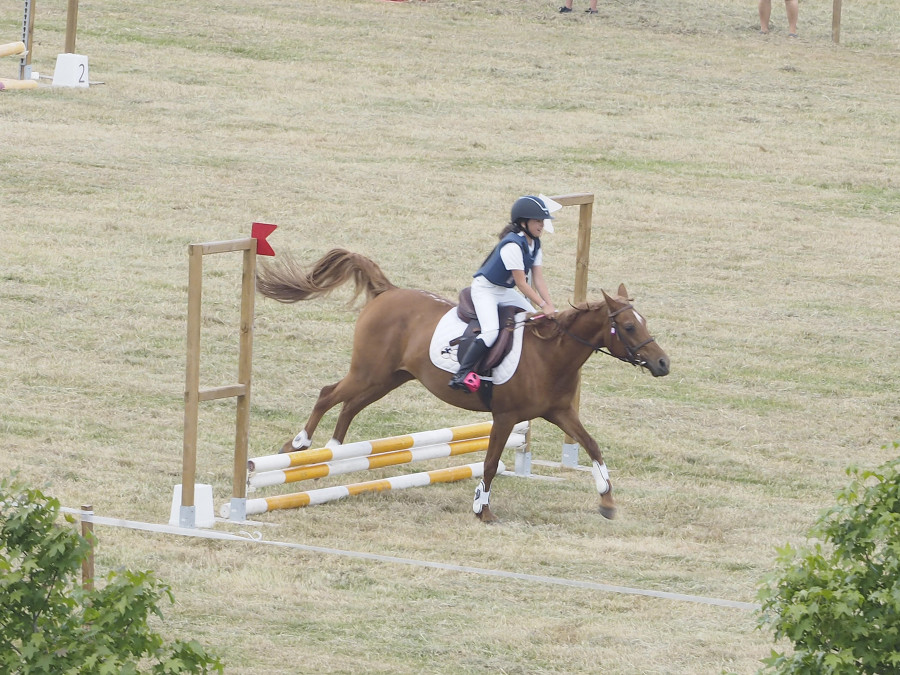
[65,0,79,54]
[832,0,843,44]
[18,0,35,80]
[549,193,594,468]
[180,224,276,528]
[14,0,84,86]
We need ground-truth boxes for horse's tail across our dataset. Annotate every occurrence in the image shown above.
[257,248,397,306]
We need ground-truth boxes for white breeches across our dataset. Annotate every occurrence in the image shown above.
[470,280,532,347]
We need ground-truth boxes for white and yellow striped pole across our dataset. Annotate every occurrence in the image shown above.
[249,433,525,489]
[0,41,26,58]
[248,421,526,473]
[0,77,38,90]
[236,460,504,515]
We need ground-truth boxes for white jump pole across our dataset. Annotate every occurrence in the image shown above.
[0,41,25,58]
[248,421,527,473]
[249,433,526,489]
[239,460,505,515]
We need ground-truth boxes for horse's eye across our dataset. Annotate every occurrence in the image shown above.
[624,323,636,333]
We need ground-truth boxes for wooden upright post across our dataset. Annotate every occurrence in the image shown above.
[181,237,257,526]
[180,246,203,527]
[832,0,842,44]
[18,0,35,80]
[80,505,94,591]
[65,0,79,53]
[549,193,595,468]
[231,242,257,520]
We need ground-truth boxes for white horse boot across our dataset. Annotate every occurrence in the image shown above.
[472,479,490,514]
[591,460,611,495]
[291,430,311,450]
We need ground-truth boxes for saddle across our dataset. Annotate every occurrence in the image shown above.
[453,287,520,373]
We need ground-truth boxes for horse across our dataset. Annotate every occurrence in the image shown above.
[257,248,669,523]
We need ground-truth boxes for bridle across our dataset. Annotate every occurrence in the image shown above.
[549,303,656,368]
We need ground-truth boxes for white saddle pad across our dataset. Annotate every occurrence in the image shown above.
[428,307,527,386]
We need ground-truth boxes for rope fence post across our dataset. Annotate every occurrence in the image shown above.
[80,504,94,591]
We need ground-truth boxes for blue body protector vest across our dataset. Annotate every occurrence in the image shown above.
[474,232,541,288]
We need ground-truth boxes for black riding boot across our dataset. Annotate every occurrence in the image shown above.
[449,338,489,392]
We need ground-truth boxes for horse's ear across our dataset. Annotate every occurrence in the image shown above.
[617,283,630,300]
[602,288,624,311]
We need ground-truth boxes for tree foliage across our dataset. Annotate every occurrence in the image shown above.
[0,477,224,674]
[757,445,900,674]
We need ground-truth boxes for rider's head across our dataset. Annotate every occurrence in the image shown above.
[510,195,555,238]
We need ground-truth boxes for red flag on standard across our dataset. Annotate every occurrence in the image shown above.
[251,222,277,256]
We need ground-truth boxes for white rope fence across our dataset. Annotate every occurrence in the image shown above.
[61,507,758,611]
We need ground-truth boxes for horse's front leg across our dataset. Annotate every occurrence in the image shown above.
[474,416,516,523]
[543,407,616,520]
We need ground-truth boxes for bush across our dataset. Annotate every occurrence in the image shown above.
[757,445,900,674]
[0,476,224,674]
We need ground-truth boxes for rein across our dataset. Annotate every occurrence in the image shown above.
[548,304,655,368]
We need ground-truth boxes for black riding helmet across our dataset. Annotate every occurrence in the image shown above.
[510,196,555,233]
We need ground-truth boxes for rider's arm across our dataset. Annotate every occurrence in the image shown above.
[511,268,556,314]
[529,265,556,314]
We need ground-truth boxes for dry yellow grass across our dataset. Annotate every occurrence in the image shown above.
[1,0,898,672]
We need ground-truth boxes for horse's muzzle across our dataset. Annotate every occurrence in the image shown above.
[646,355,669,377]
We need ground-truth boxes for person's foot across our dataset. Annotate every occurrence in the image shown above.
[788,32,798,38]
[559,6,572,12]
[449,371,479,392]
[586,8,597,13]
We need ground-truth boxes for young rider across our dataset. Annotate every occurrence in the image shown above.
[449,195,558,392]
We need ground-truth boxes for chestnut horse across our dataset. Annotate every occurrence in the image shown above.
[257,249,669,522]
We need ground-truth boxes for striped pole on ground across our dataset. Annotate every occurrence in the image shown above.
[249,433,526,489]
[236,460,504,515]
[0,77,38,90]
[249,421,527,473]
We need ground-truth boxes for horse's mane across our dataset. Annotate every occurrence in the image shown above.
[527,300,608,341]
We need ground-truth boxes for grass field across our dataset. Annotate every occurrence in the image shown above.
[2,0,898,672]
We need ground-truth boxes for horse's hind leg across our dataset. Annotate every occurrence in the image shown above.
[330,371,414,444]
[282,371,413,453]
[543,407,616,520]
[281,380,344,453]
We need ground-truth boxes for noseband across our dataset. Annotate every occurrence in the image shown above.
[551,303,656,368]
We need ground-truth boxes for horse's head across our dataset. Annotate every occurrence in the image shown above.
[600,284,669,377]
[542,285,670,377]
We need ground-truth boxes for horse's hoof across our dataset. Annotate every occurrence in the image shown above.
[475,507,500,524]
[598,504,617,520]
[279,440,296,454]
